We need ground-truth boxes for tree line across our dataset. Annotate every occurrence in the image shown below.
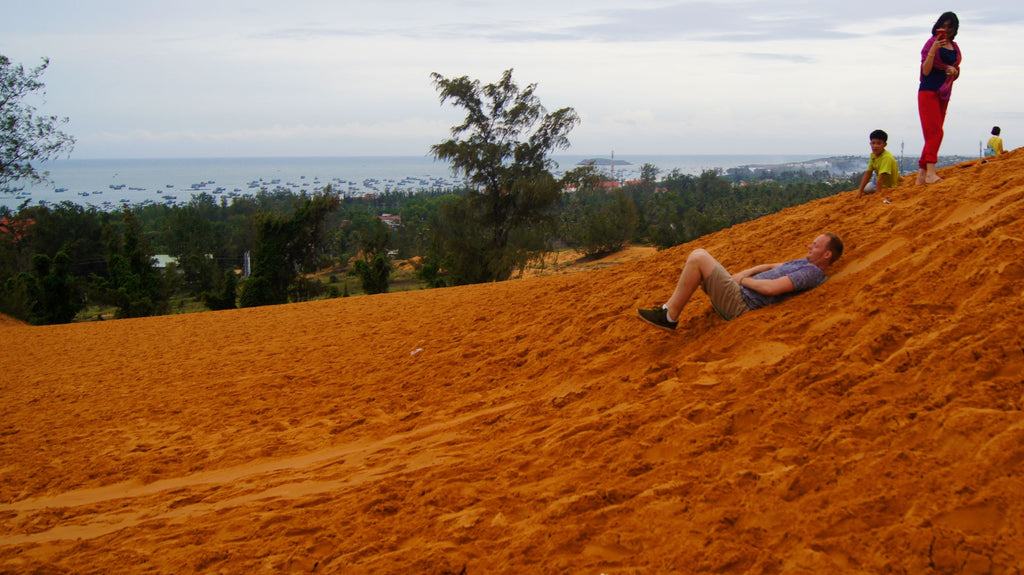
[0,164,852,324]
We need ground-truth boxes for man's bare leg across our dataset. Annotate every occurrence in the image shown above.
[664,249,721,321]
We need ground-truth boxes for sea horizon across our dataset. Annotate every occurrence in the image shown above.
[3,153,830,211]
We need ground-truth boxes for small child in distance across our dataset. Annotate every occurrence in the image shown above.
[985,126,1004,156]
[855,129,900,198]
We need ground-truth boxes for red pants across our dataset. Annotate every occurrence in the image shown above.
[918,90,949,169]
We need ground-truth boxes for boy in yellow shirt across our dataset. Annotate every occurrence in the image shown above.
[856,129,900,197]
[986,126,1004,156]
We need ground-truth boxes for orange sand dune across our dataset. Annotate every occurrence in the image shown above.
[2,151,1023,573]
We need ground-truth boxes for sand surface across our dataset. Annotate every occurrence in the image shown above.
[2,152,1023,573]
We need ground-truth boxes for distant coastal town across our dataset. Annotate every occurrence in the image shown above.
[739,154,976,177]
[577,154,976,180]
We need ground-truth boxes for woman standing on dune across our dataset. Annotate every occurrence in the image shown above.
[917,11,962,185]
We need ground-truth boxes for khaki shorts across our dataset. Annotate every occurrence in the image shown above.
[701,263,751,321]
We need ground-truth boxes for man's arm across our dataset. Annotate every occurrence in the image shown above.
[731,263,780,283]
[732,262,795,296]
[740,275,795,296]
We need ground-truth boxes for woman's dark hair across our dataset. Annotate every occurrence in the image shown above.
[932,11,959,40]
[992,126,1001,136]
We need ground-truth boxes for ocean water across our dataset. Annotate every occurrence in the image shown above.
[2,154,822,211]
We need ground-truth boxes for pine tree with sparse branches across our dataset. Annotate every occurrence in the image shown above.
[427,68,579,284]
[1,55,75,193]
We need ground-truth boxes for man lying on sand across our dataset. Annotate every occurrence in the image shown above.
[638,232,844,330]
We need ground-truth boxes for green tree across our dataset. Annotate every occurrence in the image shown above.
[95,207,168,318]
[640,163,661,184]
[23,251,83,324]
[202,268,238,311]
[22,202,109,278]
[0,211,34,319]
[392,195,437,259]
[239,191,339,308]
[1,55,75,193]
[560,167,638,257]
[562,188,638,257]
[351,216,393,295]
[427,68,578,284]
[162,196,222,296]
[352,252,392,295]
[0,203,107,321]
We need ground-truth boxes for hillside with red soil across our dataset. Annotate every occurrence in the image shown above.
[2,151,1023,573]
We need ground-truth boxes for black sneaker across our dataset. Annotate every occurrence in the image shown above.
[637,307,678,330]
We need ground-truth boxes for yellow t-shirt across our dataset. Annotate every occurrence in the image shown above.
[868,149,900,188]
[987,136,1004,155]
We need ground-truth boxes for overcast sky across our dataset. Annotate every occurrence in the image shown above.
[2,1,1020,159]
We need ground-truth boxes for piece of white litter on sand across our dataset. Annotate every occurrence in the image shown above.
[410,348,423,356]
